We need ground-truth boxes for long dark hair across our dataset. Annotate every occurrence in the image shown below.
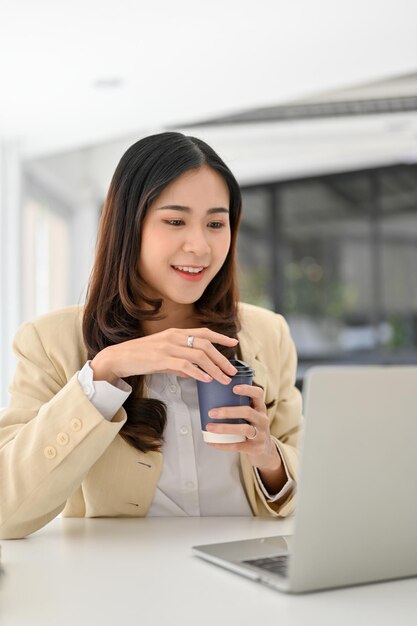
[83,131,242,453]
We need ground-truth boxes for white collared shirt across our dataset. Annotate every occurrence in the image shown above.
[78,362,293,515]
[145,372,252,516]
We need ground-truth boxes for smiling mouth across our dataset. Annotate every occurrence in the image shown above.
[171,265,207,274]
[171,265,208,281]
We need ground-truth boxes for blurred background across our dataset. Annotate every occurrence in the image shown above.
[1,0,417,403]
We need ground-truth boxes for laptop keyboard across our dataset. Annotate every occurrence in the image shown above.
[242,555,289,578]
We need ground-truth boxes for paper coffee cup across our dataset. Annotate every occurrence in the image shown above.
[196,359,255,444]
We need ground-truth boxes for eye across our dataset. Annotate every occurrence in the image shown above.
[164,219,184,226]
[208,221,226,229]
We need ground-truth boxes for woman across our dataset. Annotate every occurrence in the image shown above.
[0,132,302,539]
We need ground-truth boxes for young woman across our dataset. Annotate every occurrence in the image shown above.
[0,132,302,539]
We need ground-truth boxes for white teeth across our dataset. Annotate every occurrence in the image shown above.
[173,266,205,274]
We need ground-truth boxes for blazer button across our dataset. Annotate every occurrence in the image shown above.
[44,446,57,460]
[70,418,82,432]
[57,432,69,446]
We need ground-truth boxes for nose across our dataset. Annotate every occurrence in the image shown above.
[181,226,211,257]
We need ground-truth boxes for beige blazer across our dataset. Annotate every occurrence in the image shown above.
[0,302,303,539]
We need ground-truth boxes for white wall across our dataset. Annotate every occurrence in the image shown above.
[0,140,22,406]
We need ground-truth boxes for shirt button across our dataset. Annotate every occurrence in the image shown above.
[185,481,195,490]
[44,446,57,460]
[168,384,177,393]
[57,432,69,446]
[70,418,82,432]
[179,426,189,436]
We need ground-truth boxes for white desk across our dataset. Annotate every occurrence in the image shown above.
[1,516,416,626]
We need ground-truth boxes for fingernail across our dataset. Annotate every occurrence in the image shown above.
[208,410,218,417]
[222,375,231,384]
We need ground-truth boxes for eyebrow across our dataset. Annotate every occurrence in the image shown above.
[155,204,229,215]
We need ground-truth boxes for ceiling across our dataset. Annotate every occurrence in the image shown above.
[1,0,417,158]
[26,107,417,212]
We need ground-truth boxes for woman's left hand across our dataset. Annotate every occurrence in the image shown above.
[205,384,282,473]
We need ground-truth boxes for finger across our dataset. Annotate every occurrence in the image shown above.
[193,337,238,376]
[183,327,239,347]
[206,422,259,440]
[174,347,232,385]
[208,406,254,420]
[165,357,213,383]
[233,384,265,411]
[173,330,238,377]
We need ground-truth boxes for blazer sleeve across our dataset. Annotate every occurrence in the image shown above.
[0,321,127,539]
[267,314,302,515]
[241,314,303,518]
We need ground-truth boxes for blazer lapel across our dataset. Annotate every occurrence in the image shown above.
[237,326,268,394]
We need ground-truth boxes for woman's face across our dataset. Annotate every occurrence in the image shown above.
[139,165,231,308]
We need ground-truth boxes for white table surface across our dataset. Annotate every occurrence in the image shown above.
[1,516,416,626]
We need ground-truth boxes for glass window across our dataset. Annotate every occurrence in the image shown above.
[379,167,417,354]
[280,175,375,357]
[237,188,273,310]
[22,200,70,319]
[239,164,417,366]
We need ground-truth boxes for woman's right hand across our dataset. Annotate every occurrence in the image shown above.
[90,328,239,385]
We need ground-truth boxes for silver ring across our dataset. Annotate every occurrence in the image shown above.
[246,425,257,440]
[187,335,195,348]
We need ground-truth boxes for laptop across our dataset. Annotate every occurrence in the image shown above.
[192,366,417,593]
